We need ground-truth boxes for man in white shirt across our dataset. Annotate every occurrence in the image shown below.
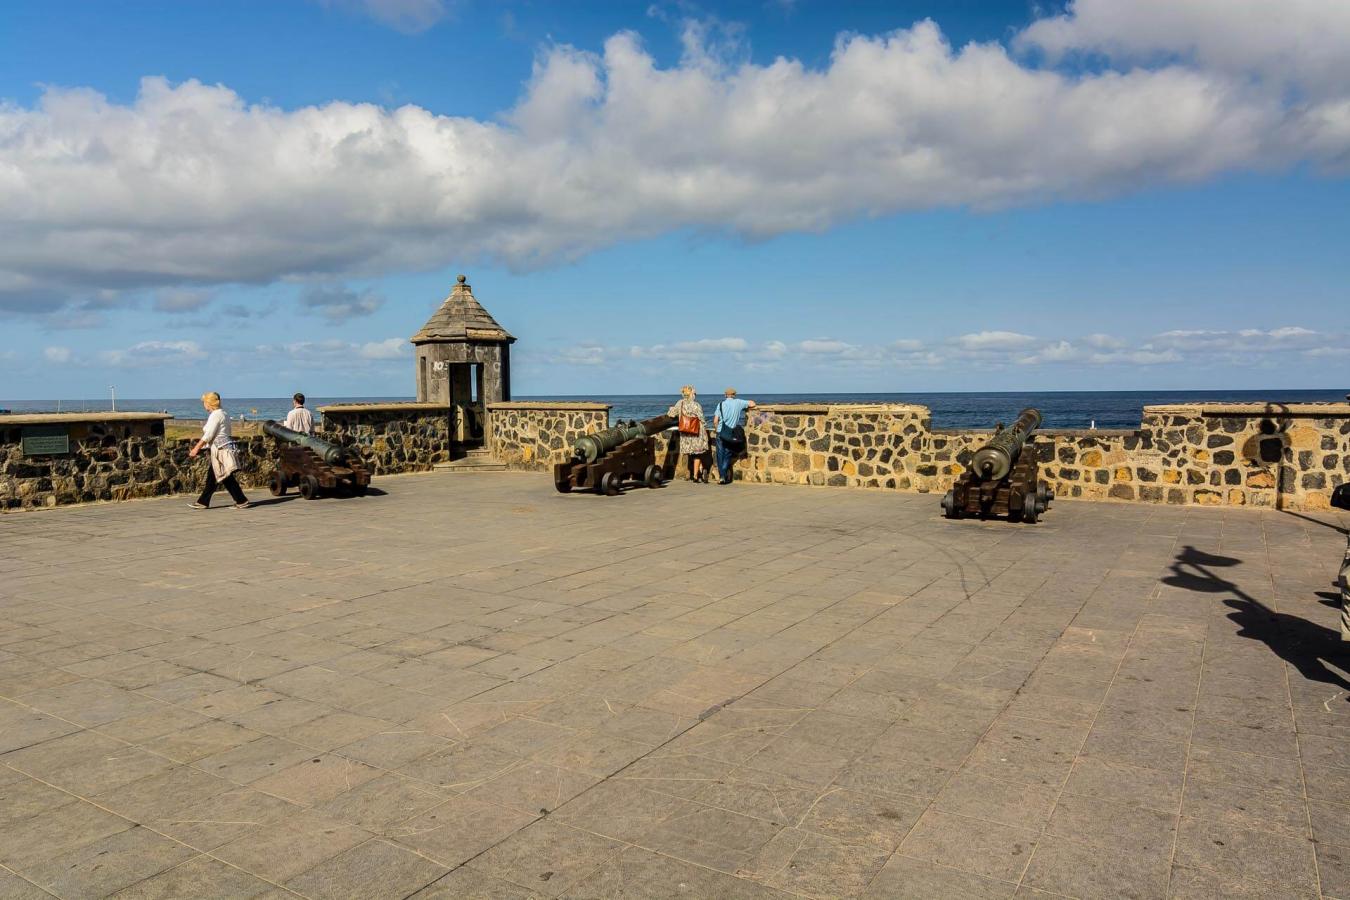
[284,393,315,435]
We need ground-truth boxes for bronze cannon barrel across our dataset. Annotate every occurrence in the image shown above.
[573,415,676,464]
[262,419,347,465]
[970,408,1042,482]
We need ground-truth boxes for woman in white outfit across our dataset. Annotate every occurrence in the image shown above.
[188,391,250,509]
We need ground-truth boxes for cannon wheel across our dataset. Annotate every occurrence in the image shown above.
[940,490,961,519]
[643,464,663,489]
[600,472,621,496]
[299,475,320,500]
[269,472,287,497]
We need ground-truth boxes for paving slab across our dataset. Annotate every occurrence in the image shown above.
[2,470,1348,897]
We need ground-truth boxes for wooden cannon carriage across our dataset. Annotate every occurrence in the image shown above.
[263,420,371,500]
[554,415,674,495]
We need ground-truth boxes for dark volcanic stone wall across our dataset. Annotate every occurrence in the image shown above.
[318,405,453,475]
[0,417,276,510]
[1,406,451,511]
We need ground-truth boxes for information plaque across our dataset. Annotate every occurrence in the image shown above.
[21,425,70,456]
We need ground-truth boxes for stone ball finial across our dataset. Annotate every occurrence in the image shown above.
[457,274,467,284]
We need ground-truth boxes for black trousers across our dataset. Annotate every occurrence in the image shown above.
[197,468,248,506]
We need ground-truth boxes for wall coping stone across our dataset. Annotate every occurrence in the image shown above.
[755,403,930,414]
[1145,402,1350,417]
[319,402,446,414]
[488,401,612,411]
[0,412,172,425]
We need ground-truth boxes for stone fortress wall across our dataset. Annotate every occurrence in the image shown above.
[486,402,610,468]
[4,400,1347,511]
[488,401,1350,512]
[0,405,453,510]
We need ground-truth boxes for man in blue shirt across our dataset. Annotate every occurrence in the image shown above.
[712,387,756,485]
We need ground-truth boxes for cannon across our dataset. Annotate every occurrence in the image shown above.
[941,408,1053,523]
[554,414,675,495]
[262,420,371,500]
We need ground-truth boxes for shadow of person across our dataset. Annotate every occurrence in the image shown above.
[1224,598,1350,694]
[1162,545,1350,698]
[1161,545,1244,594]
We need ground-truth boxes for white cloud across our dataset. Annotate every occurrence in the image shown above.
[1018,0,1350,98]
[554,345,609,367]
[97,340,207,368]
[43,346,72,363]
[249,338,410,369]
[358,337,407,359]
[798,339,855,354]
[629,337,751,362]
[1150,326,1327,352]
[955,331,1039,351]
[3,6,1350,313]
[1015,340,1181,366]
[1083,333,1125,349]
[549,323,1348,377]
[672,337,748,353]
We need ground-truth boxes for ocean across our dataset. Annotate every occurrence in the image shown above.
[2,390,1345,430]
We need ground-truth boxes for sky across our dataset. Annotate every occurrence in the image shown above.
[1,0,1347,401]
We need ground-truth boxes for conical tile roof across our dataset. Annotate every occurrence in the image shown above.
[410,275,515,344]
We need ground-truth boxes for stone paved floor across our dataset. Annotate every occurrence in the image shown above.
[3,472,1350,899]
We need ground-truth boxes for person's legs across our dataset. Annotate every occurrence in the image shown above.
[715,439,731,483]
[725,441,745,482]
[692,454,703,481]
[196,468,219,506]
[221,474,249,505]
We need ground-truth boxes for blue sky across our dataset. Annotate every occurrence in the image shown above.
[1,0,1347,400]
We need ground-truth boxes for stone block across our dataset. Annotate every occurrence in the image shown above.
[1246,470,1275,488]
[1305,491,1331,510]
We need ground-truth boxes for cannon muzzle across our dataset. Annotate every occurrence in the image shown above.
[969,408,1042,482]
[573,415,676,464]
[262,420,347,465]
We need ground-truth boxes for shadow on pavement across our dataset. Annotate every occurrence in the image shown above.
[247,496,299,508]
[1282,509,1349,535]
[1163,544,1350,697]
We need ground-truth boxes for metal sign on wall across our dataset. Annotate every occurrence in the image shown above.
[21,425,70,456]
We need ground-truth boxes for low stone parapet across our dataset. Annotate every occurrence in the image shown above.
[1,412,177,509]
[5,400,1346,512]
[318,403,453,474]
[648,401,1349,512]
[486,401,610,469]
